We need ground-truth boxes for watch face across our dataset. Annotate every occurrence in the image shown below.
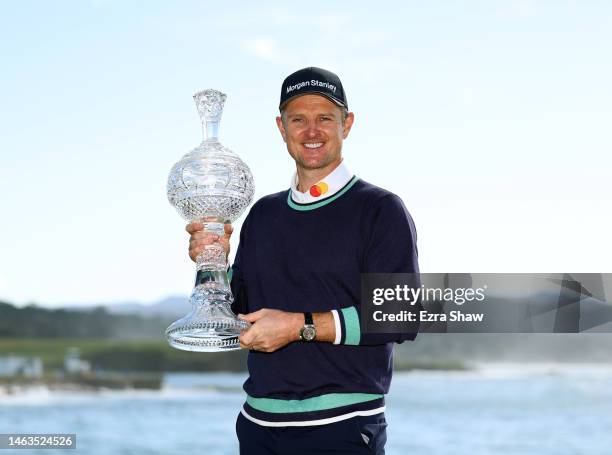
[301,325,316,341]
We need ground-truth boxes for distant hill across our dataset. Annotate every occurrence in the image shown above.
[0,300,172,340]
[108,296,189,317]
[66,296,190,319]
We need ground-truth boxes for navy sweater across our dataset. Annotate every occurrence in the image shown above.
[231,177,419,425]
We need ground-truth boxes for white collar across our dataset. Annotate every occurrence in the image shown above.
[290,161,353,204]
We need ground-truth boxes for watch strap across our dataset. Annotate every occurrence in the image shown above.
[304,312,313,325]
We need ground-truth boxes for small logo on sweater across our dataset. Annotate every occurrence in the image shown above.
[309,182,329,197]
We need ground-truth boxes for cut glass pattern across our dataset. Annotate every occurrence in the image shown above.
[165,89,255,352]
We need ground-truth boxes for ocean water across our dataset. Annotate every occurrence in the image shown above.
[1,363,611,455]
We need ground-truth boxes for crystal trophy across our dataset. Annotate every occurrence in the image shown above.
[166,89,255,352]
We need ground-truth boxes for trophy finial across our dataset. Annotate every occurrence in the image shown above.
[194,89,226,141]
[193,89,227,122]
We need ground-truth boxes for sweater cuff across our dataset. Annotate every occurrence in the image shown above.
[331,310,341,345]
[338,306,361,345]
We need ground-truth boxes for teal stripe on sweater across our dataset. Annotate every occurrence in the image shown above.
[246,392,382,413]
[341,306,361,345]
[287,177,359,211]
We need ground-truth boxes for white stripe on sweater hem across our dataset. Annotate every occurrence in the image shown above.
[331,309,341,345]
[240,406,386,427]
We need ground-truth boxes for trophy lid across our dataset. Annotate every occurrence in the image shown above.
[193,89,226,124]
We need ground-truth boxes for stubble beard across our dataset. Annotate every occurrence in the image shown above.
[296,156,335,171]
[290,146,342,172]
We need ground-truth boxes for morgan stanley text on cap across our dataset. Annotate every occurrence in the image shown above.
[279,67,348,110]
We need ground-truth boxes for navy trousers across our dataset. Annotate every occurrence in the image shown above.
[236,412,387,454]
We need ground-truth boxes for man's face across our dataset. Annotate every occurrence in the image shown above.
[276,94,354,172]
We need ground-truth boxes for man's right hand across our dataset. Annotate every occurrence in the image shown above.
[186,221,233,262]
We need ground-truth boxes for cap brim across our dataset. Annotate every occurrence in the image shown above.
[279,91,346,110]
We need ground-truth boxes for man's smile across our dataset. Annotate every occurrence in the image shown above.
[303,142,324,150]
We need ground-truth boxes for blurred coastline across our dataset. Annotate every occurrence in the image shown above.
[2,297,612,397]
[1,366,611,455]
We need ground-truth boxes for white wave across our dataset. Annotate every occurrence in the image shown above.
[0,383,243,406]
[0,385,54,405]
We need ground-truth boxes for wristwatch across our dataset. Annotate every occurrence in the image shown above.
[299,312,316,342]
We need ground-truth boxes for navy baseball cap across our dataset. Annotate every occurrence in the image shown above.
[279,67,348,110]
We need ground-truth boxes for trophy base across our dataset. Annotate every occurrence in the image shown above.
[165,317,249,352]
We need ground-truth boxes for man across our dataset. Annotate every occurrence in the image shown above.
[187,67,419,454]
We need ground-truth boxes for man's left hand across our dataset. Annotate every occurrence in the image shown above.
[238,309,303,352]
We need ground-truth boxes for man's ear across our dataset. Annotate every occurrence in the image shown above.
[276,116,287,143]
[342,112,355,139]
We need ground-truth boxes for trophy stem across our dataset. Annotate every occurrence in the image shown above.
[203,120,220,142]
[195,217,227,271]
[194,270,230,290]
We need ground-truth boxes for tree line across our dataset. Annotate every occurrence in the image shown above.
[0,301,168,339]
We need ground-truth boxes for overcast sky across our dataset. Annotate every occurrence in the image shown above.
[1,0,610,307]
